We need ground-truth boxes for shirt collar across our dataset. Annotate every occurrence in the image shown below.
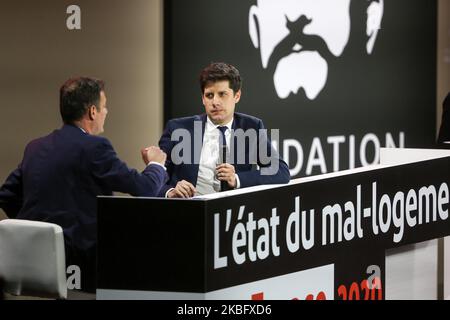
[205,116,233,133]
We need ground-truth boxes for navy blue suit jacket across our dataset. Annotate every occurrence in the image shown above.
[158,113,290,196]
[0,124,167,252]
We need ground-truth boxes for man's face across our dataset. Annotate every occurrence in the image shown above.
[93,91,108,135]
[249,0,352,100]
[202,80,240,125]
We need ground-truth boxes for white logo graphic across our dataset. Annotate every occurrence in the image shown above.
[249,0,384,100]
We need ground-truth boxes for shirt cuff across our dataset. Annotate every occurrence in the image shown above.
[148,161,166,171]
[165,187,174,198]
[235,174,240,189]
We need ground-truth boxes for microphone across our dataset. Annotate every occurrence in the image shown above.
[217,126,231,192]
[220,144,231,192]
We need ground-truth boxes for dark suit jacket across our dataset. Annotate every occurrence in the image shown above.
[0,124,167,252]
[158,112,290,196]
[437,93,450,144]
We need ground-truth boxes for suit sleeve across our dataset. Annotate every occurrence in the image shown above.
[237,120,291,188]
[90,139,168,197]
[0,164,23,217]
[158,120,176,197]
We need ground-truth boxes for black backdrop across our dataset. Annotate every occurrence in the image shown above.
[164,0,436,178]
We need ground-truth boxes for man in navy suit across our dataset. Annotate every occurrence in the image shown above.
[0,77,168,292]
[159,62,290,198]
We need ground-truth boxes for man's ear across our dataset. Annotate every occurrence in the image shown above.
[234,90,241,103]
[201,93,206,107]
[249,5,260,49]
[88,105,97,120]
[366,0,384,54]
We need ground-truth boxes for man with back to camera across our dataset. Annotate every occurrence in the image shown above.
[0,77,168,292]
[158,62,290,198]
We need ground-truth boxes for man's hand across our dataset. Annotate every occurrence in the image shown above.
[215,163,236,188]
[141,146,166,165]
[167,180,196,198]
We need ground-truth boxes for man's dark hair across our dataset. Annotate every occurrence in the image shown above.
[60,77,105,124]
[199,62,242,94]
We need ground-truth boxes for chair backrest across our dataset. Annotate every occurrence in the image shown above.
[0,219,67,299]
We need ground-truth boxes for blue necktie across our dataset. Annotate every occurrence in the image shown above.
[217,126,230,191]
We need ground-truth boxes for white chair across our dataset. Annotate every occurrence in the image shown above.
[0,219,67,299]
